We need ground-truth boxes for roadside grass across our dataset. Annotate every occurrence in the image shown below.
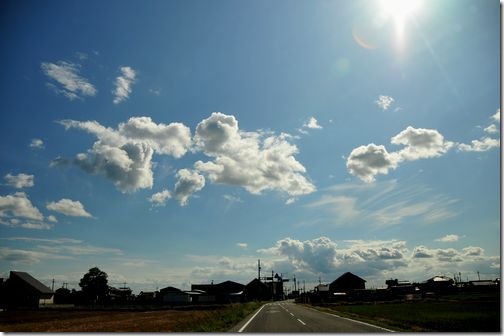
[173,301,264,332]
[311,294,500,332]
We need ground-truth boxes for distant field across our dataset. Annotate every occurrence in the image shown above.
[0,302,263,332]
[312,292,500,332]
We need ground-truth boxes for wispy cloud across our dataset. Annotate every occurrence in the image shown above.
[307,180,459,228]
[41,61,97,100]
[113,66,136,104]
[303,117,322,129]
[435,234,459,243]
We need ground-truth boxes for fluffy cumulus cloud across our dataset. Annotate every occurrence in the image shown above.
[41,61,97,100]
[46,199,92,217]
[113,66,136,104]
[347,109,500,182]
[346,144,400,183]
[391,126,454,161]
[0,192,44,221]
[4,173,34,189]
[29,138,44,149]
[57,117,192,193]
[174,169,205,206]
[375,95,394,111]
[194,112,315,197]
[149,190,172,206]
[484,124,498,134]
[258,236,499,283]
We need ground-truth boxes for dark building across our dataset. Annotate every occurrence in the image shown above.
[1,271,54,309]
[191,280,244,303]
[329,272,366,294]
[419,275,455,294]
[158,286,191,304]
[244,278,271,301]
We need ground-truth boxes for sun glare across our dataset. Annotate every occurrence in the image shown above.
[379,0,421,49]
[380,0,421,21]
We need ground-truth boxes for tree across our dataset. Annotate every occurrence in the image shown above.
[79,267,109,304]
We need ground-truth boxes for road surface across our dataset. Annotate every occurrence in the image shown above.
[230,301,392,333]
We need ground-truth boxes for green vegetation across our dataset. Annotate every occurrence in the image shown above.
[312,293,500,332]
[174,301,264,332]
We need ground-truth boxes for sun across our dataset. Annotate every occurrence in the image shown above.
[378,0,422,46]
[380,0,421,22]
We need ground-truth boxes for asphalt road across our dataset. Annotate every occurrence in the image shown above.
[230,300,392,333]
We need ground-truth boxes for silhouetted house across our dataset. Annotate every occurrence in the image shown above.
[137,291,157,303]
[54,287,72,304]
[385,279,418,295]
[244,278,270,301]
[191,280,244,303]
[2,271,54,309]
[159,286,191,304]
[108,286,134,303]
[420,275,455,294]
[329,272,366,295]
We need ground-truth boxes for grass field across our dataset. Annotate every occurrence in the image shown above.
[0,302,263,332]
[312,292,500,332]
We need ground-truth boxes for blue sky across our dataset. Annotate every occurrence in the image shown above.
[0,0,500,292]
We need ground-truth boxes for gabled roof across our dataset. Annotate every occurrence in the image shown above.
[10,271,53,294]
[160,286,182,293]
[332,272,366,284]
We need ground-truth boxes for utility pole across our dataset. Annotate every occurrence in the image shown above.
[257,259,261,280]
[52,278,55,291]
[293,275,296,291]
[477,271,480,280]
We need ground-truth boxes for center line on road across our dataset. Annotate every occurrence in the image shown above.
[289,312,294,316]
[297,318,306,326]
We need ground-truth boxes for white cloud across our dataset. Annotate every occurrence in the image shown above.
[46,199,92,217]
[236,243,248,248]
[194,112,315,197]
[375,95,395,111]
[257,236,499,284]
[457,137,500,152]
[20,222,53,230]
[149,190,172,206]
[391,126,454,161]
[435,234,459,243]
[174,169,205,206]
[303,117,322,129]
[29,138,45,149]
[113,66,136,104]
[58,117,192,193]
[347,126,454,182]
[0,192,44,221]
[346,144,400,183]
[491,109,500,123]
[484,124,498,134]
[4,173,34,189]
[41,61,97,100]
[47,215,58,223]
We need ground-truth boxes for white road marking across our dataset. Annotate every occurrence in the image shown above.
[238,303,268,332]
[290,312,294,316]
[297,318,306,326]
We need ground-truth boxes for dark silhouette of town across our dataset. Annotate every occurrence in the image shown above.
[0,260,499,310]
